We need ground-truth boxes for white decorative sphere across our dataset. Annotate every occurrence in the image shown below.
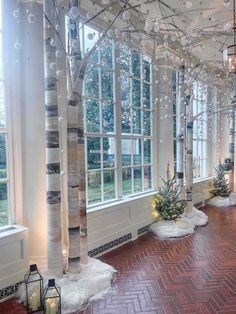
[87,33,94,40]
[13,9,20,18]
[122,10,130,21]
[50,62,57,71]
[50,38,56,47]
[185,1,192,9]
[14,40,22,50]
[68,6,80,19]
[28,14,35,23]
[56,50,62,58]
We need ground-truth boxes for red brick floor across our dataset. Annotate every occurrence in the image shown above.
[1,205,236,313]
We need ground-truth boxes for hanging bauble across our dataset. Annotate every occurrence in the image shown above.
[50,62,57,71]
[50,38,56,47]
[13,9,20,18]
[68,6,80,19]
[87,33,94,40]
[14,40,22,50]
[28,14,35,23]
[56,70,64,77]
[122,10,130,21]
[186,1,192,9]
[55,50,62,58]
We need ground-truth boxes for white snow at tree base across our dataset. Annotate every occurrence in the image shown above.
[182,206,208,227]
[207,193,236,207]
[149,207,208,238]
[17,257,116,314]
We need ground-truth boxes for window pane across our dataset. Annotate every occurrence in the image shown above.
[121,74,131,134]
[144,139,151,164]
[143,110,151,136]
[133,108,141,134]
[87,137,101,170]
[88,170,101,205]
[100,39,113,68]
[121,108,131,134]
[144,166,152,190]
[131,50,140,78]
[102,101,114,133]
[122,167,132,196]
[85,99,100,133]
[122,139,132,166]
[133,139,142,165]
[0,133,7,179]
[143,83,151,109]
[0,81,5,127]
[84,65,99,99]
[132,78,141,107]
[84,25,99,62]
[134,167,142,193]
[104,169,115,201]
[103,137,115,168]
[120,45,129,73]
[101,69,113,101]
[143,59,150,82]
[0,182,8,226]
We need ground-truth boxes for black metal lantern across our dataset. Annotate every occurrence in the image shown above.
[24,264,44,313]
[43,279,61,314]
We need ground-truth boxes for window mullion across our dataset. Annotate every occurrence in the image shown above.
[114,40,122,198]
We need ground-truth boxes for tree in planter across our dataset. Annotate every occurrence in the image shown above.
[152,164,187,221]
[210,160,230,197]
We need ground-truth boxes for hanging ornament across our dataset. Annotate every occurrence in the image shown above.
[68,6,80,19]
[28,14,36,23]
[50,62,57,71]
[55,50,62,58]
[87,33,94,40]
[122,10,130,21]
[13,9,20,18]
[50,38,56,47]
[14,40,22,50]
[186,1,193,9]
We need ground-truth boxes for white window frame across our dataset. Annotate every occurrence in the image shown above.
[82,24,154,209]
[193,81,208,180]
[0,0,23,227]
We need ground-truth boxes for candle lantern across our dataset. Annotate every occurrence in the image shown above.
[43,279,61,314]
[24,264,44,313]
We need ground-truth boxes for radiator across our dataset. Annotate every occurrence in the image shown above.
[0,225,29,300]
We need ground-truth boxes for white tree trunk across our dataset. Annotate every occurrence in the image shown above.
[44,0,63,277]
[67,0,88,272]
[229,104,235,191]
[185,89,193,212]
[176,64,185,196]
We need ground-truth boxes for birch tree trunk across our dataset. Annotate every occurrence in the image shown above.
[176,64,185,197]
[67,0,88,273]
[185,89,193,212]
[44,0,63,277]
[229,103,235,192]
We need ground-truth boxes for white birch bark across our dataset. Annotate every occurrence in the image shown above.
[176,64,185,196]
[44,0,63,277]
[67,0,88,272]
[229,102,235,191]
[185,88,193,212]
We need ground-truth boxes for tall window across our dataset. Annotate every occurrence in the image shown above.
[193,81,208,179]
[0,0,9,226]
[120,45,152,197]
[83,26,153,207]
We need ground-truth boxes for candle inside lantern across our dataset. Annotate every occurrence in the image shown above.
[30,291,39,311]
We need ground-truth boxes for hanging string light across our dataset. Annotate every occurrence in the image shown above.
[223,0,236,73]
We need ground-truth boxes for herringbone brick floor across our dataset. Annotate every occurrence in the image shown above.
[1,205,236,314]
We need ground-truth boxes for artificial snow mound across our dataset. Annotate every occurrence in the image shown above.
[182,206,208,227]
[149,206,208,238]
[207,196,231,207]
[17,257,116,314]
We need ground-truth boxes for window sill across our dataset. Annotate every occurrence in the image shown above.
[193,176,213,184]
[88,190,157,214]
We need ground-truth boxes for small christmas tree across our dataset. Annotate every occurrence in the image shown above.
[210,160,230,197]
[152,164,187,221]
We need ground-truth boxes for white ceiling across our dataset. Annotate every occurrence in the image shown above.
[128,0,234,67]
